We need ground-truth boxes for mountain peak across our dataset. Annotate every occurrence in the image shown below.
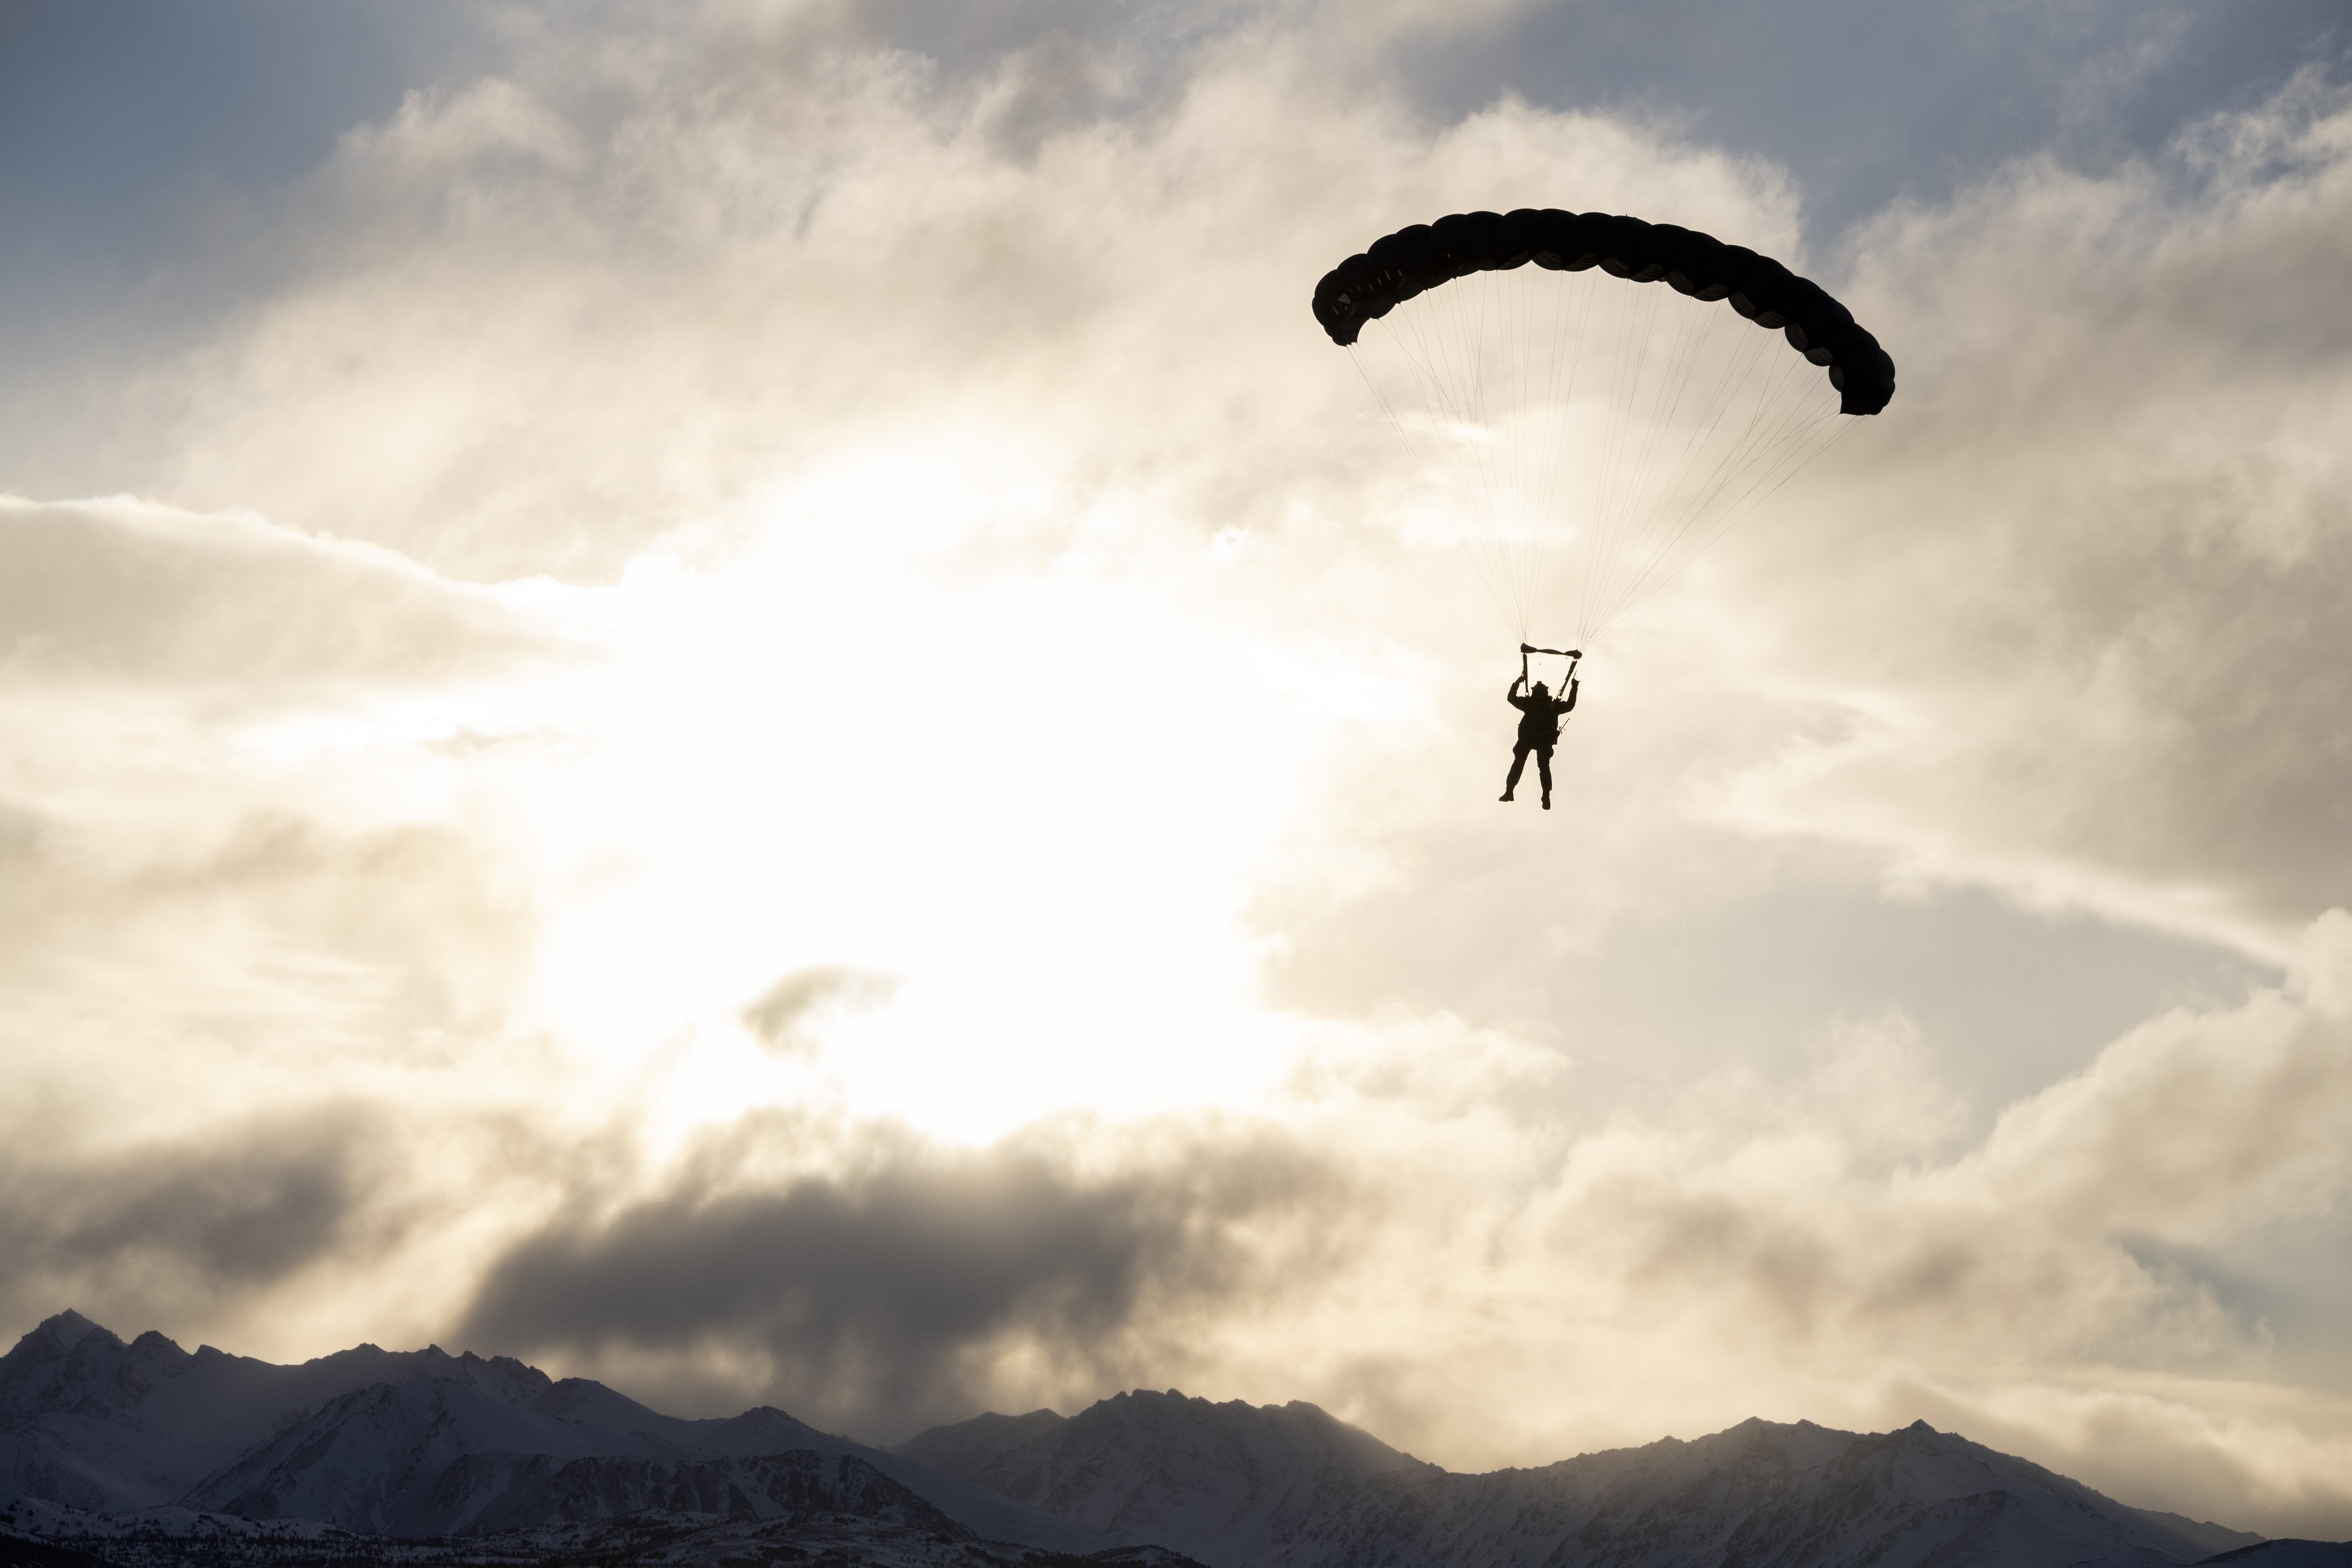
[1,1312,175,1439]
[1110,1387,1203,1407]
[897,1386,1444,1566]
[38,1308,100,1339]
[3,1310,125,1383]
[11,1309,112,1358]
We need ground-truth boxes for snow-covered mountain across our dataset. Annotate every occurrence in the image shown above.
[0,1312,1101,1551]
[216,1441,961,1540]
[899,1399,2262,1568]
[0,1311,2304,1568]
[0,1308,558,1513]
[896,1390,1439,1566]
[175,1368,1099,1546]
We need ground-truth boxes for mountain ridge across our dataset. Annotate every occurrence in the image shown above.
[896,1388,1440,1565]
[0,1310,2300,1568]
[896,1399,2265,1568]
[0,1310,1104,1551]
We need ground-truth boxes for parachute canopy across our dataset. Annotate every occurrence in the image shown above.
[1314,209,1895,648]
[1312,209,1894,414]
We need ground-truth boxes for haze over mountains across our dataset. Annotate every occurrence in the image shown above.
[2,1311,2342,1568]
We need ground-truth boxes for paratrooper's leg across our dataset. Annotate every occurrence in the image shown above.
[1502,745,1530,802]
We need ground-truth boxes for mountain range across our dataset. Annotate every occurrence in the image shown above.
[0,1309,1105,1555]
[895,1393,2263,1568]
[2,1309,2343,1568]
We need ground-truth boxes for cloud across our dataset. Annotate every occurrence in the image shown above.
[0,1111,377,1334]
[0,808,540,1043]
[457,1111,1345,1437]
[0,495,572,1135]
[1708,70,2352,956]
[743,966,900,1056]
[419,921,2352,1530]
[1212,916,2352,1532]
[81,4,1802,582]
[0,494,565,689]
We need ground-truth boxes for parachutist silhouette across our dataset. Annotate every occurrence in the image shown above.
[1501,670,1577,809]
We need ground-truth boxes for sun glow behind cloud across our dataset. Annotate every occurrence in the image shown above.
[473,447,1402,1146]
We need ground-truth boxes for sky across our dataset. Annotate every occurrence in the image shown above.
[4,0,2352,1540]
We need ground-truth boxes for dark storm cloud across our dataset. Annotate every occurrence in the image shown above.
[0,1111,379,1331]
[458,1114,1346,1437]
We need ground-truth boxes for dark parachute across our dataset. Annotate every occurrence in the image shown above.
[1312,209,1895,414]
[1311,209,1895,648]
